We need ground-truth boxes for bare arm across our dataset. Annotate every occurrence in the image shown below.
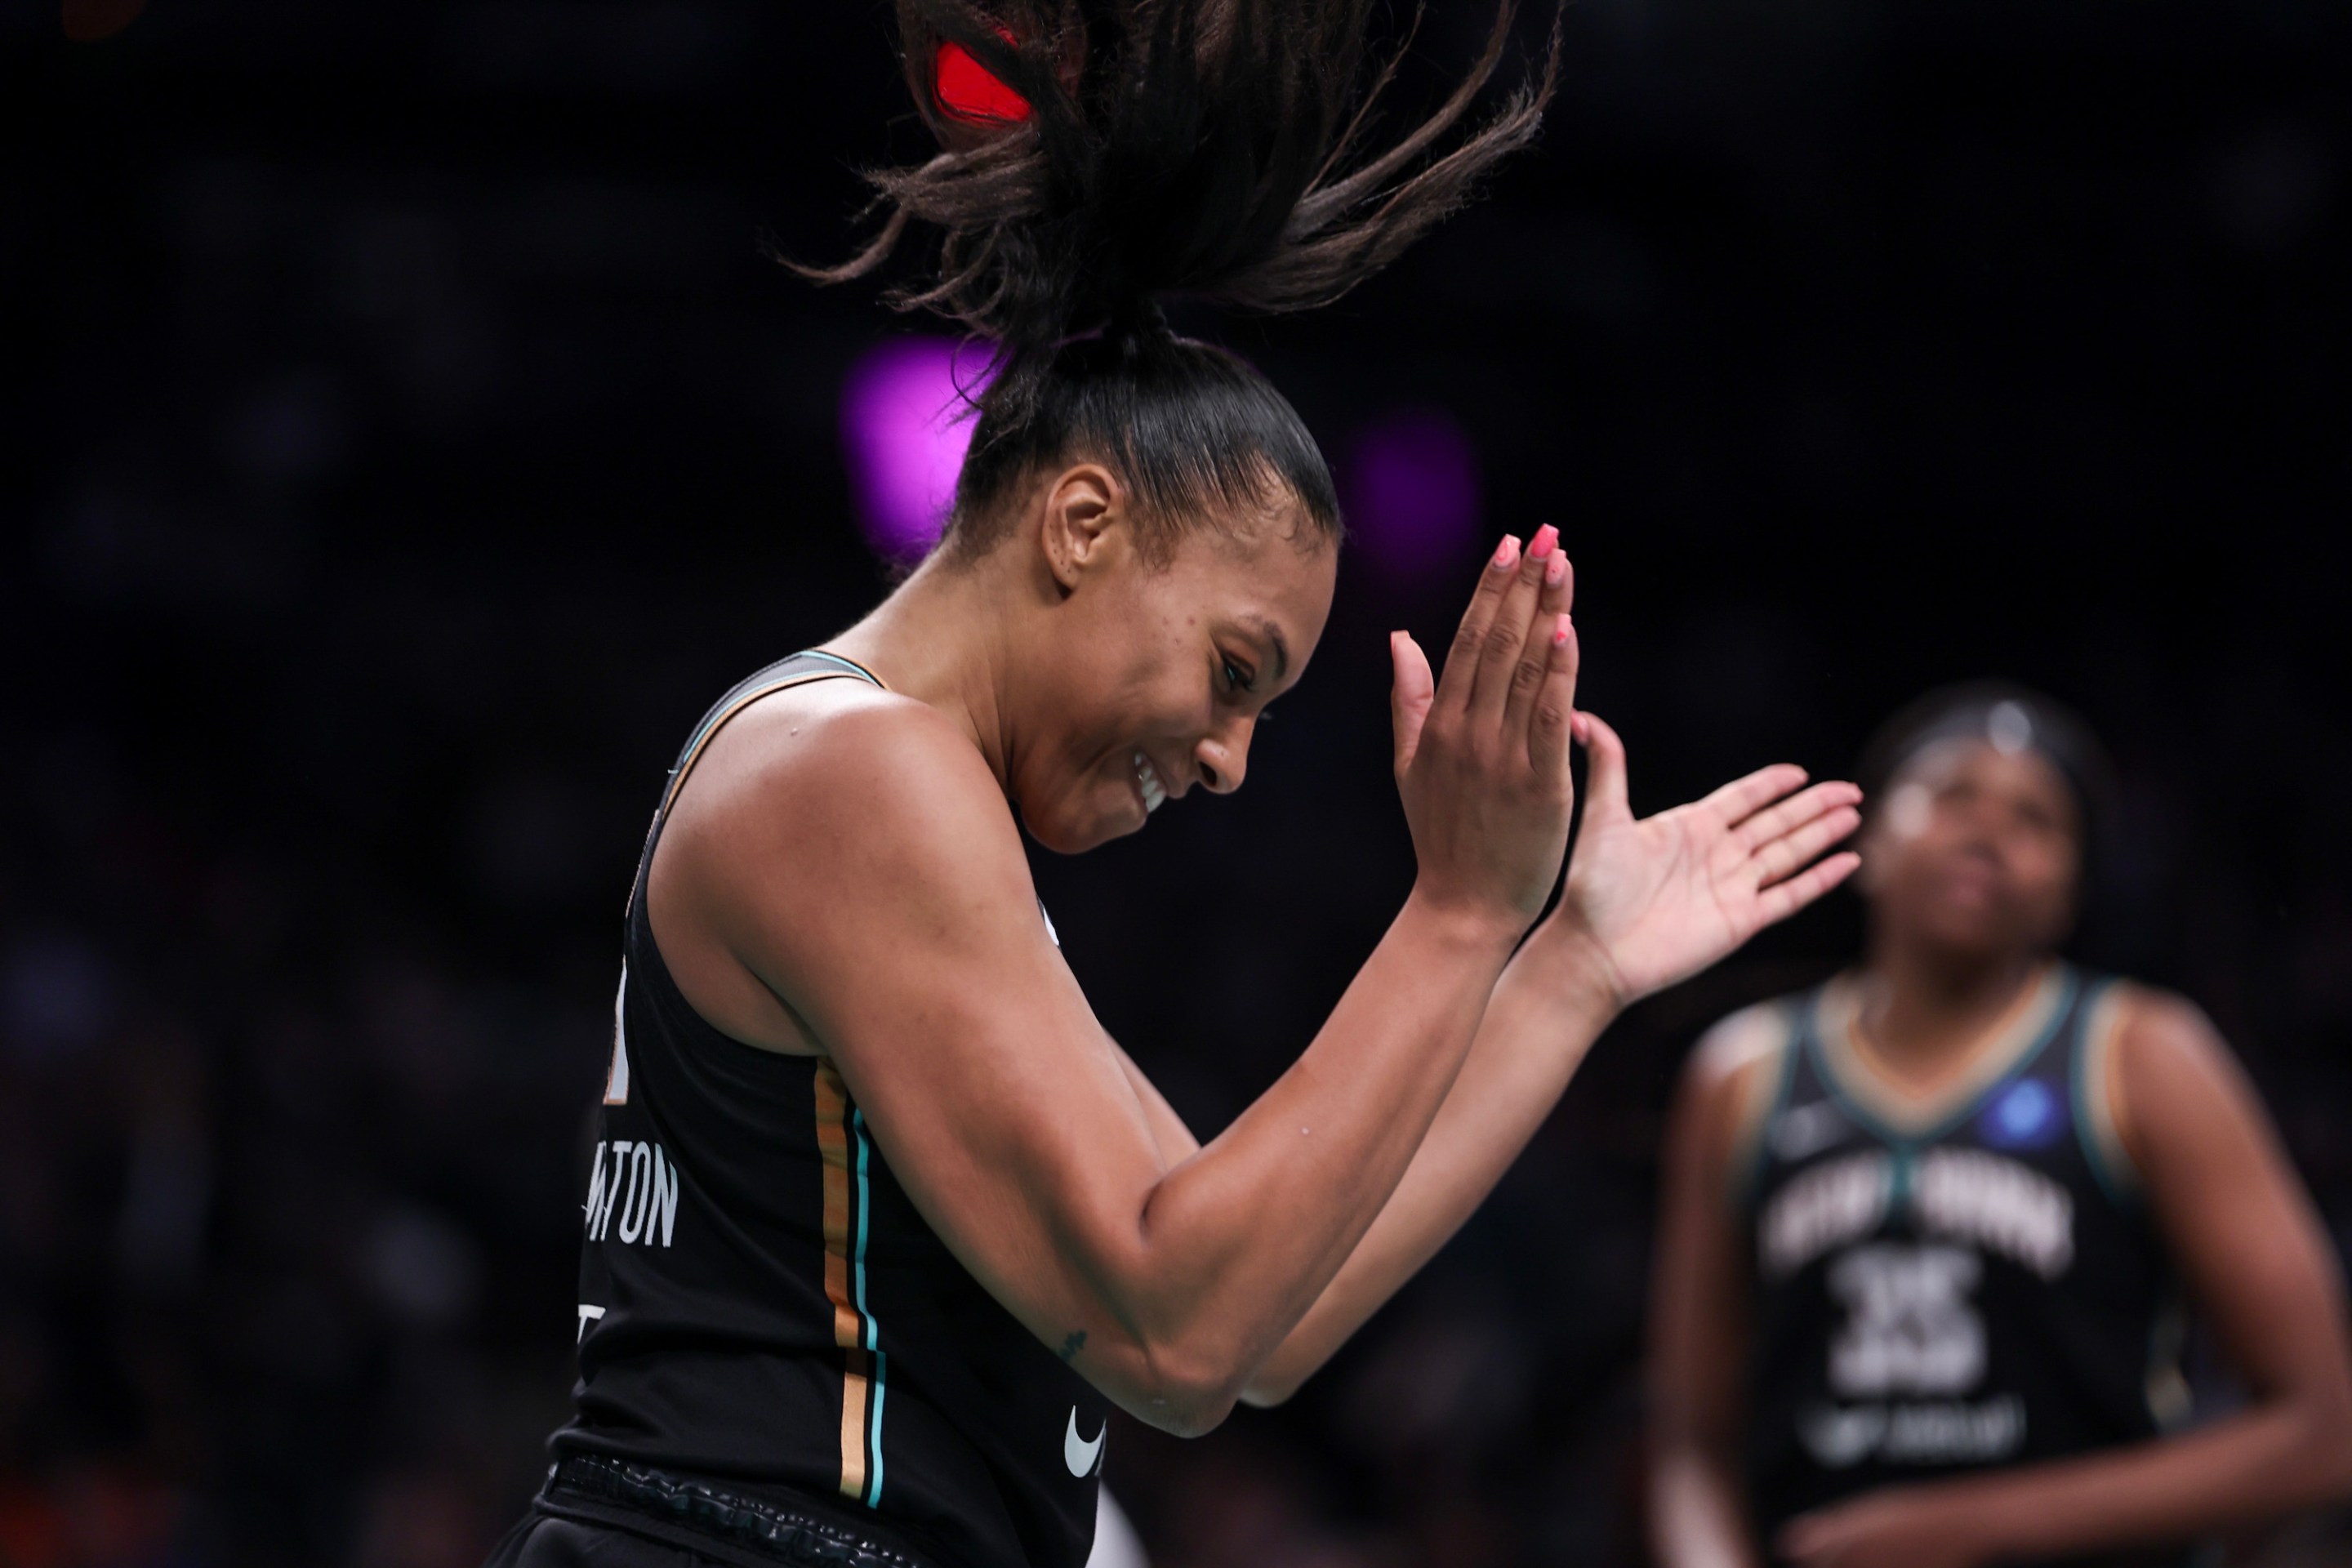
[1243,717,1860,1404]
[659,537,1580,1437]
[1778,992,2352,1568]
[1236,914,1620,1405]
[1647,1011,1783,1568]
[1111,1043,1201,1169]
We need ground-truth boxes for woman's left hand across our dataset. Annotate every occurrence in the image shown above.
[1539,712,1863,1008]
[1775,1486,1998,1568]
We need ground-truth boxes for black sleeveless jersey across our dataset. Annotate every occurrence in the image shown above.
[1737,965,2190,1568]
[552,651,1109,1568]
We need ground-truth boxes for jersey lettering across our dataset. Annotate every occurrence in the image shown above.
[584,1138,681,1247]
[1761,1147,2074,1282]
[1799,1394,2025,1468]
[1761,1151,1891,1280]
[1827,1242,1984,1396]
[1913,1147,2074,1278]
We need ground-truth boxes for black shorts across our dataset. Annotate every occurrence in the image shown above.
[484,1459,939,1568]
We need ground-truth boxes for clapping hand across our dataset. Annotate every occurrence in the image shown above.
[1389,528,1582,932]
[1539,712,1863,1008]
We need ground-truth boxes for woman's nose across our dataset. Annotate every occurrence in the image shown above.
[1194,722,1251,794]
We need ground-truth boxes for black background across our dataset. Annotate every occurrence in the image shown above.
[6,2,2350,1564]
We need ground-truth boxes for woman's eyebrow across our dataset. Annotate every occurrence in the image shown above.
[1242,617,1290,683]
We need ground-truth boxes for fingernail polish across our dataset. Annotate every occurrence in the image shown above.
[1544,551,1567,586]
[1552,613,1572,648]
[1530,524,1558,559]
[1492,536,1521,571]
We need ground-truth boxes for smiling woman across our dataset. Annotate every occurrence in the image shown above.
[483,6,1865,1568]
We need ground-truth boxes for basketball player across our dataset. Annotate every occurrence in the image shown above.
[488,6,1867,1566]
[1647,686,2352,1568]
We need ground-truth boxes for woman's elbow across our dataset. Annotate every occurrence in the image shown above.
[1237,1377,1298,1410]
[1120,1374,1240,1438]
[1117,1338,1250,1437]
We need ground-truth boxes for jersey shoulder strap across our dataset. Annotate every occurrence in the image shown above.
[626,649,885,915]
[1717,991,1812,1210]
[660,650,884,818]
[2065,971,2144,1204]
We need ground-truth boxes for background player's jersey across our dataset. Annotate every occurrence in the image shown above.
[553,652,1108,1568]
[1737,964,2189,1567]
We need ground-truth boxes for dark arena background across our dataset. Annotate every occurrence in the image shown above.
[7,2,2352,1565]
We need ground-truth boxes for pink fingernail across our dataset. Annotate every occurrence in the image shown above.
[1530,524,1558,559]
[1492,535,1521,571]
[1544,551,1567,586]
[1551,612,1572,648]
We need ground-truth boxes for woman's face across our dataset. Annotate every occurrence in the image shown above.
[1860,738,2082,961]
[1009,479,1338,854]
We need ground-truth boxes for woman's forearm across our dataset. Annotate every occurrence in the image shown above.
[1940,1396,2352,1561]
[1238,921,1620,1403]
[1105,884,1531,1424]
[1970,1400,2352,1559]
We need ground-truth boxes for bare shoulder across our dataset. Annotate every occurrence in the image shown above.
[672,682,1024,880]
[1674,997,1799,1170]
[653,679,1040,996]
[702,680,1005,822]
[1690,1000,1796,1092]
[2110,982,2225,1058]
[2109,982,2246,1110]
[2104,981,2272,1176]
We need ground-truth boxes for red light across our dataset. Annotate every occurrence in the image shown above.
[935,40,1031,125]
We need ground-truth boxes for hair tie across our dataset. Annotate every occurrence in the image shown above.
[934,33,1031,126]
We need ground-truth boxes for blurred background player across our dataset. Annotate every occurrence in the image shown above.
[1646,685,2352,1568]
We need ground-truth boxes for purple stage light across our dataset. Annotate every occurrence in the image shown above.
[1342,408,1484,582]
[840,338,993,561]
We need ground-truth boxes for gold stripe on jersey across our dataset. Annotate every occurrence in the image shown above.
[2078,982,2143,1194]
[1814,963,2067,1136]
[815,1059,871,1500]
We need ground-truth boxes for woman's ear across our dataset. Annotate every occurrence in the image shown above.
[1038,463,1123,593]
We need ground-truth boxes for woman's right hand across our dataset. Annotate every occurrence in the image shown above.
[1390,526,1581,931]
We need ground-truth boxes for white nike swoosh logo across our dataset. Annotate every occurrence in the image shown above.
[1063,1406,1104,1477]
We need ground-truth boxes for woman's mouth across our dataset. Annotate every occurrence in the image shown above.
[1132,750,1167,815]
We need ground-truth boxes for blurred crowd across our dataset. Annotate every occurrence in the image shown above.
[7,1,2350,1565]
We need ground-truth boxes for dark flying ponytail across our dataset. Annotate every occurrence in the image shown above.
[804,0,1559,560]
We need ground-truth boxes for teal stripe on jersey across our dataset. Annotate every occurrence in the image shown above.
[868,1352,889,1508]
[852,1107,885,1506]
[1805,970,2080,1148]
[2069,984,2132,1205]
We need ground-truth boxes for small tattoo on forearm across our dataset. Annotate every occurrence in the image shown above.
[1058,1330,1087,1363]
